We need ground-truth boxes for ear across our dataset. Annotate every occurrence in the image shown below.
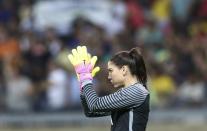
[121,65,128,76]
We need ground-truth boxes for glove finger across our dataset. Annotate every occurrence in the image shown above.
[72,48,79,59]
[92,66,100,77]
[91,56,98,67]
[81,46,88,61]
[77,46,83,60]
[68,54,76,65]
[72,48,80,64]
[86,53,91,63]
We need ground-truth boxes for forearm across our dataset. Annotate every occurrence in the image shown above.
[80,94,111,117]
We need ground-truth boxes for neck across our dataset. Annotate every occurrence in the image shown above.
[124,76,138,87]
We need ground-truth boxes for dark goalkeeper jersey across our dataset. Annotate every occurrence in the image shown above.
[80,81,150,131]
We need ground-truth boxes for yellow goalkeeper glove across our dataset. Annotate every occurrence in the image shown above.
[67,46,100,81]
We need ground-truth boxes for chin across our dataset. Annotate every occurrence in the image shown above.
[113,83,124,88]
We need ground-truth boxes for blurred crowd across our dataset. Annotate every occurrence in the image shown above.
[0,0,207,113]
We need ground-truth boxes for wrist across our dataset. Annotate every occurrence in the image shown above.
[80,79,92,91]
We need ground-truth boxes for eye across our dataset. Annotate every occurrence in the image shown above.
[108,69,113,73]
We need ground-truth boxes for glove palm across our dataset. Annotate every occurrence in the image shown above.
[68,46,100,82]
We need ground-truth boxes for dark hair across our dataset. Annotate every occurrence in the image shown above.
[110,47,147,88]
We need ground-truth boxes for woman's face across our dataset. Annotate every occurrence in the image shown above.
[107,61,125,88]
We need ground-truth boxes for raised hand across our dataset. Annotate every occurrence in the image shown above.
[67,46,100,86]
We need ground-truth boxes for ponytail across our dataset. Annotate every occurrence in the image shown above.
[129,48,147,88]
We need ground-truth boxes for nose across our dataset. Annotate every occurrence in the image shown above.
[108,74,111,80]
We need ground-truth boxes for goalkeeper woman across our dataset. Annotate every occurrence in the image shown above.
[68,46,149,131]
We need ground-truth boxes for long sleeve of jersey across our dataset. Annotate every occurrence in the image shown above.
[81,80,149,112]
[80,93,111,117]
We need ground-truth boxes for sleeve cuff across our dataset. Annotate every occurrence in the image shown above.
[81,80,92,88]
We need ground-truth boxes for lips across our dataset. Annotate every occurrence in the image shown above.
[108,79,113,84]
